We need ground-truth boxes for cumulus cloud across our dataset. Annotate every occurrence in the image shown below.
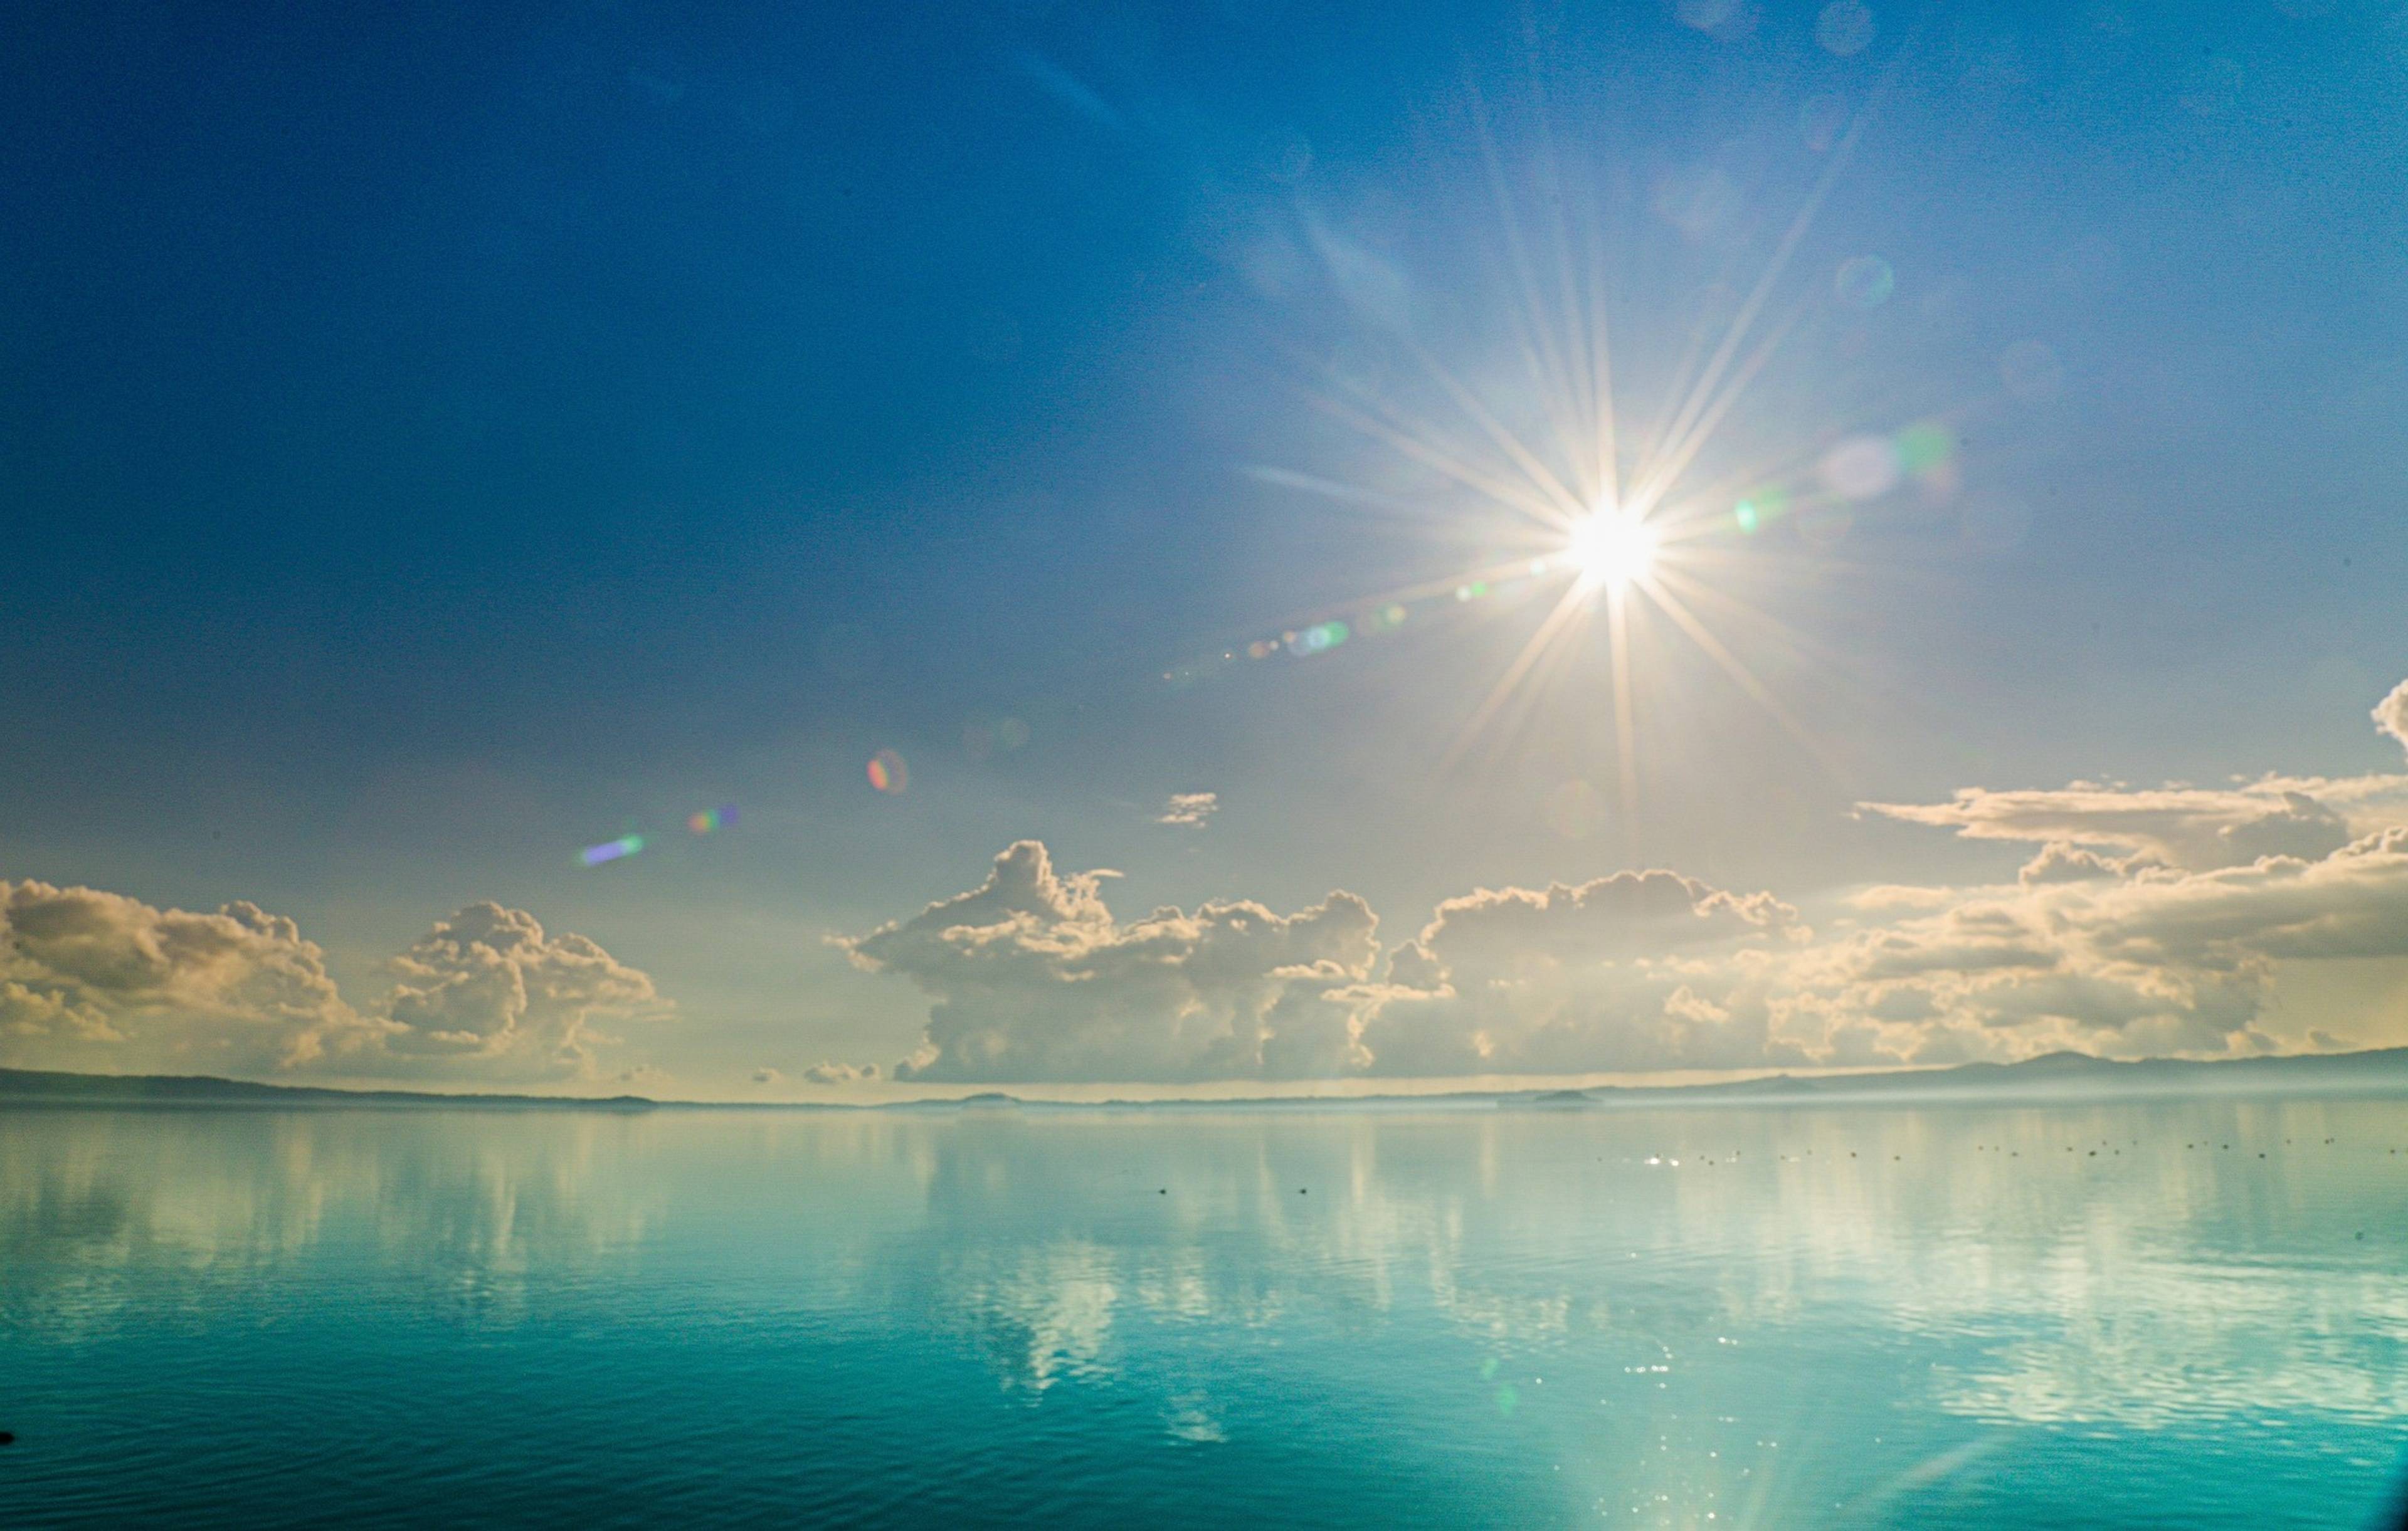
[374,903,662,1079]
[1789,891,2265,1064]
[2378,679,2408,761]
[2017,843,2126,886]
[1782,834,2408,1063]
[1355,870,1807,1076]
[0,881,363,1075]
[751,1067,783,1085]
[802,1060,880,1085]
[2074,827,2408,965]
[19,677,2408,1089]
[845,678,2408,1082]
[840,841,1378,1082]
[1775,700,2408,1067]
[840,846,1803,1081]
[1399,870,1798,974]
[843,828,2408,1081]
[0,882,662,1083]
[1158,792,1219,828]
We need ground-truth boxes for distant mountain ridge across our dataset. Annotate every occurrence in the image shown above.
[0,1067,659,1110]
[1490,1046,2408,1110]
[3,1047,2406,1111]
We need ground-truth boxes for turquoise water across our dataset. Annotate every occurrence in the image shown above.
[3,1100,2403,1527]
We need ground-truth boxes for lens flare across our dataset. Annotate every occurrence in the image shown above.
[1820,434,1901,500]
[1834,254,1894,308]
[580,834,644,867]
[687,805,737,835]
[867,750,908,794]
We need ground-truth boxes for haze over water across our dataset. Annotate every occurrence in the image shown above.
[6,1099,2403,1527]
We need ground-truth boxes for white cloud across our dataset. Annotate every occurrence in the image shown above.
[0,880,364,1075]
[1782,828,2408,1066]
[844,678,2408,1082]
[802,1060,880,1085]
[373,903,662,1080]
[1787,889,2268,1063]
[18,676,2408,1090]
[0,882,662,1083]
[2076,826,2408,965]
[1400,870,1798,973]
[2378,678,2408,760]
[838,846,1806,1081]
[840,841,1378,1082]
[1158,792,1219,828]
[843,823,2408,1080]
[1356,870,1807,1076]
[2017,843,2126,886]
[1861,784,2352,870]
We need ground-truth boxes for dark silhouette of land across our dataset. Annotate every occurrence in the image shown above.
[0,1068,660,1111]
[4,1047,2406,1112]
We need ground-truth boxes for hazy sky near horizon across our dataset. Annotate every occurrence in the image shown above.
[4,0,2407,1095]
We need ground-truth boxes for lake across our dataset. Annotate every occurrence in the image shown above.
[3,1098,2403,1526]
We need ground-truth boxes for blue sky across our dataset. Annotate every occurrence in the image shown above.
[4,0,2405,1093]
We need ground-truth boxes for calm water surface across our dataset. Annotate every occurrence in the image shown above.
[3,1099,2404,1527]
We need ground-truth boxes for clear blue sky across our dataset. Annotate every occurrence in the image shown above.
[4,0,2404,1093]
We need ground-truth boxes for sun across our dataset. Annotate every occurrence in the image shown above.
[1565,508,1659,593]
[1239,124,1888,814]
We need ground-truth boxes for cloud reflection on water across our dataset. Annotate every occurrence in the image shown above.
[6,1099,2403,1466]
[0,1110,666,1334]
[857,1101,2408,1437]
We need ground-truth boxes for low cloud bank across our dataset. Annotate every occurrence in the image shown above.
[837,681,2408,1083]
[0,886,662,1083]
[13,680,2408,1089]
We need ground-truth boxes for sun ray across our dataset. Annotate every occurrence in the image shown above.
[1607,581,1639,822]
[1472,88,1597,507]
[1637,80,1882,492]
[1579,205,1622,514]
[1444,579,1600,769]
[1639,572,1847,781]
[1398,334,1591,525]
[1481,593,1615,775]
[1304,384,1571,527]
[1239,464,1442,517]
[1627,292,1815,517]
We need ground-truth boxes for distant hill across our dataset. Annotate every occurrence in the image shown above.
[1492,1047,2408,1109]
[0,1066,658,1110]
[4,1046,2405,1112]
